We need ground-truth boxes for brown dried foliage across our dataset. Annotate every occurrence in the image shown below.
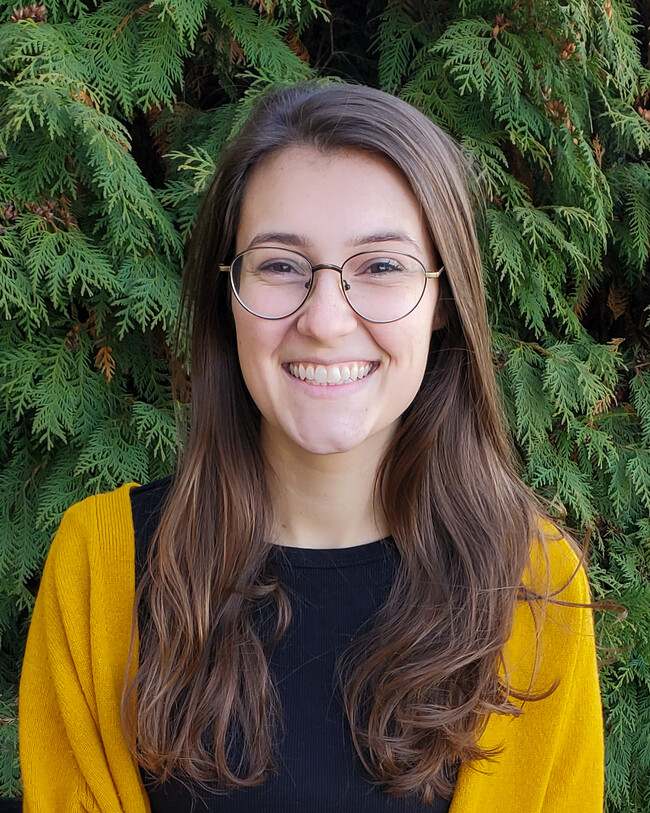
[11,3,46,23]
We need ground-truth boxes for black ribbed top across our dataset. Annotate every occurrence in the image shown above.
[131,478,455,812]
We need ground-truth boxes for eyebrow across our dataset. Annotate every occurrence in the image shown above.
[246,230,423,252]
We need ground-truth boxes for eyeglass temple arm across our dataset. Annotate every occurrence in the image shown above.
[218,265,230,273]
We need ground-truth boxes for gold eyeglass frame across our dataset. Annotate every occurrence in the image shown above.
[218,246,445,324]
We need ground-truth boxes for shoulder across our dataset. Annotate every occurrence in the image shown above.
[44,482,142,599]
[50,482,137,556]
[20,482,151,812]
[45,476,174,595]
[468,523,604,805]
[523,518,592,606]
[504,519,595,694]
[31,483,144,676]
[51,477,173,558]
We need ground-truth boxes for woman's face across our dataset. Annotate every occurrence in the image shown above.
[232,145,443,457]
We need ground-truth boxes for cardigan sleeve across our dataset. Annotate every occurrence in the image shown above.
[539,558,604,808]
[450,529,604,812]
[19,485,150,813]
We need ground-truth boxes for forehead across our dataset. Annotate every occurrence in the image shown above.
[235,145,431,255]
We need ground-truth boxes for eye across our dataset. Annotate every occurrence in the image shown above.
[260,260,299,273]
[368,259,405,273]
[354,257,406,275]
[256,258,309,277]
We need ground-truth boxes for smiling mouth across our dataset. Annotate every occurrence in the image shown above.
[287,362,375,385]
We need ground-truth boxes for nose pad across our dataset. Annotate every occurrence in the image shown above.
[303,277,349,292]
[302,268,350,303]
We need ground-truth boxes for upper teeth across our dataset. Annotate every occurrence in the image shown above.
[288,362,373,385]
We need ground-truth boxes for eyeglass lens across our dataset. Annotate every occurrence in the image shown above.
[230,247,428,322]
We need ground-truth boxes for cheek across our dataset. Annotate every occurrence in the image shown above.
[375,327,431,414]
[233,313,263,388]
[384,311,434,366]
[234,332,270,417]
[423,281,441,330]
[383,319,434,413]
[412,290,439,365]
[232,313,285,398]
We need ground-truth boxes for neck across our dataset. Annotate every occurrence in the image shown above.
[262,424,391,549]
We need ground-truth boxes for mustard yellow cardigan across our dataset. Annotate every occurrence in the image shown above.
[19,484,604,812]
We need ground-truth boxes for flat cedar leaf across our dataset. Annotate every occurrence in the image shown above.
[627,452,650,512]
[149,0,208,47]
[81,0,141,117]
[574,421,619,469]
[168,147,217,194]
[630,372,650,444]
[486,208,527,293]
[529,440,595,525]
[73,415,149,491]
[215,3,312,81]
[68,102,182,258]
[431,20,532,104]
[504,343,553,447]
[131,401,177,461]
[542,342,616,425]
[373,4,424,93]
[22,220,118,309]
[30,337,82,449]
[0,228,40,321]
[134,14,189,109]
[115,254,181,336]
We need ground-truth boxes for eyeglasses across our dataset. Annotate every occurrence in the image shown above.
[219,246,444,323]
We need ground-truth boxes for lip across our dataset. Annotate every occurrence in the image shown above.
[282,362,379,396]
[284,359,377,366]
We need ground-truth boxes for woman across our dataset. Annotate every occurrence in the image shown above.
[19,82,604,812]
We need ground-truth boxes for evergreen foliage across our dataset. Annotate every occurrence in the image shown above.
[0,0,648,808]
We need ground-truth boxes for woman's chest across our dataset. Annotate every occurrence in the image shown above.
[143,551,454,813]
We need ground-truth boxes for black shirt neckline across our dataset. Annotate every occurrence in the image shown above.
[267,537,396,568]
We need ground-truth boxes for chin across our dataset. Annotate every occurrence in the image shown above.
[291,430,368,456]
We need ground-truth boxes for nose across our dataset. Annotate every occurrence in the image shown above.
[295,266,358,341]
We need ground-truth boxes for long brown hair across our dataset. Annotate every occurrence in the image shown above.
[123,82,582,802]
